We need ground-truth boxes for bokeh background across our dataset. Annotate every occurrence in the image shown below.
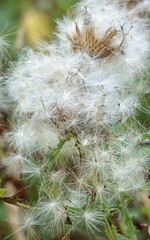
[0,0,149,239]
[0,0,79,62]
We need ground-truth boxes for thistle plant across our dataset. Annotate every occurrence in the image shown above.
[1,1,150,240]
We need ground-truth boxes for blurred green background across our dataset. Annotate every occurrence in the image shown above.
[0,0,79,61]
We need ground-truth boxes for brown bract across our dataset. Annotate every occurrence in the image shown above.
[61,232,70,240]
[118,0,141,9]
[68,19,125,59]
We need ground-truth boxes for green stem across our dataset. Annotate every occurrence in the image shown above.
[39,138,67,198]
[105,219,118,240]
[120,193,137,240]
[103,198,118,240]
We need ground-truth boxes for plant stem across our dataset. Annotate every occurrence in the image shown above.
[105,219,118,240]
[39,138,67,197]
[120,193,137,240]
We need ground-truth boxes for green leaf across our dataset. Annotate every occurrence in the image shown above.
[121,192,133,201]
[0,188,7,198]
[105,219,118,240]
[127,207,139,219]
[117,234,129,240]
[119,211,124,221]
[120,193,137,240]
[46,139,66,169]
[147,130,150,136]
[39,138,68,197]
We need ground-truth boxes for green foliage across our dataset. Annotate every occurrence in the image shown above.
[117,234,129,240]
[120,194,137,240]
[54,0,78,12]
[46,138,67,166]
[0,188,7,198]
[39,138,68,197]
[105,219,118,240]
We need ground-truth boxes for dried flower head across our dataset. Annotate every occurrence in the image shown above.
[67,13,125,60]
[3,1,150,239]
